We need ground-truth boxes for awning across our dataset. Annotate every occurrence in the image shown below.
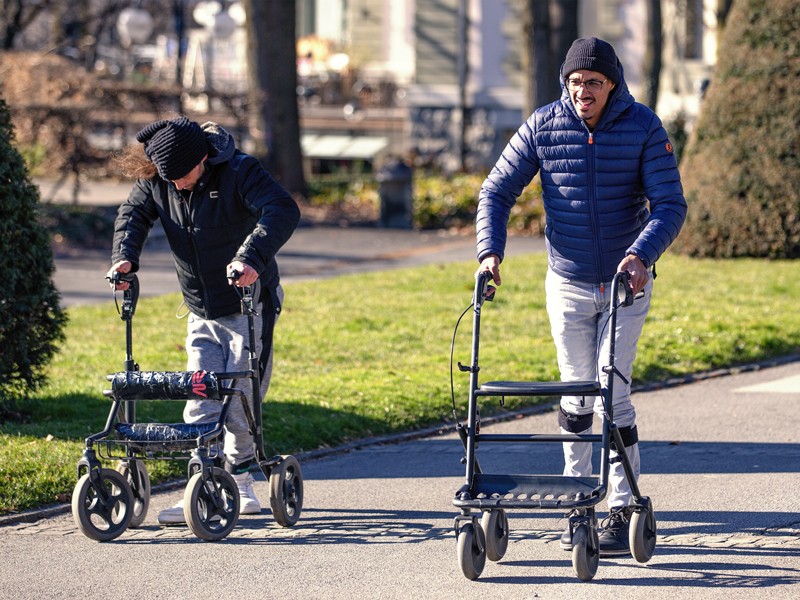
[301,134,389,160]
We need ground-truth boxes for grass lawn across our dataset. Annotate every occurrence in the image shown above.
[1,252,799,514]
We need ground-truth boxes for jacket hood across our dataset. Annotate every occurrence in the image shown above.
[201,121,236,165]
[559,61,634,128]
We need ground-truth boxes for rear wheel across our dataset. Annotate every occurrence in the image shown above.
[480,509,509,561]
[116,460,150,528]
[269,455,303,526]
[630,500,657,563]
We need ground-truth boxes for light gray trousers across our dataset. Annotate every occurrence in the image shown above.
[545,269,652,508]
[182,286,281,466]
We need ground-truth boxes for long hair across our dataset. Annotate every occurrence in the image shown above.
[111,144,158,180]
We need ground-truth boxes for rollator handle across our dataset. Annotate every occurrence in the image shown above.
[474,270,496,307]
[107,271,139,321]
[614,271,643,307]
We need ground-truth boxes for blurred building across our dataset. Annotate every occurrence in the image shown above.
[295,0,718,171]
[8,0,718,173]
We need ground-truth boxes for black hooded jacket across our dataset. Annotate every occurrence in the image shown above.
[111,123,300,319]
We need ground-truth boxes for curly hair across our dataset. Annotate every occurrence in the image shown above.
[111,144,158,180]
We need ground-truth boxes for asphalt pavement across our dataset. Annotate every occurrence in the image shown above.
[1,179,797,598]
[1,361,798,599]
[40,176,545,307]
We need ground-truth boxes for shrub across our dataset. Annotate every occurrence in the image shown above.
[0,97,68,420]
[305,171,544,233]
[675,0,800,258]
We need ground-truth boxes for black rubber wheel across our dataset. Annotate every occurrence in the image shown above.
[184,468,239,541]
[457,522,486,580]
[269,455,303,527]
[630,501,657,563]
[116,460,150,528]
[480,509,509,561]
[571,524,599,582]
[72,468,133,541]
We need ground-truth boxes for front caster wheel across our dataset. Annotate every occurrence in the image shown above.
[269,455,303,527]
[480,509,509,561]
[72,468,133,541]
[184,468,239,541]
[116,460,150,528]
[457,522,486,580]
[571,524,599,581]
[630,499,657,563]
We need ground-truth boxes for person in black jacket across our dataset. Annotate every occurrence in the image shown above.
[108,116,300,525]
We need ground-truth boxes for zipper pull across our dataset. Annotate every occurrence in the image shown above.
[600,282,605,294]
[588,132,594,145]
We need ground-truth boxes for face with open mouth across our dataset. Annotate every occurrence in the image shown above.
[566,69,616,129]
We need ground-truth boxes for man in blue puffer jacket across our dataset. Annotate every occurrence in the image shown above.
[476,38,686,556]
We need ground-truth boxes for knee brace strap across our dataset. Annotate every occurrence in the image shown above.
[224,457,254,475]
[610,425,639,453]
[558,407,594,433]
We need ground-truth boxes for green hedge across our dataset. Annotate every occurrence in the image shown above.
[676,0,800,258]
[306,172,544,233]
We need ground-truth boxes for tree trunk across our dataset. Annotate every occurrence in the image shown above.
[717,0,734,31]
[522,0,551,115]
[641,0,663,109]
[242,0,306,197]
[548,0,578,102]
[523,0,579,116]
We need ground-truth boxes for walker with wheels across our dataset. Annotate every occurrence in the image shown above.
[71,271,303,542]
[450,270,656,581]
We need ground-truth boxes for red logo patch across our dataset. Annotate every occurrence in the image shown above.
[191,370,208,397]
[665,142,673,153]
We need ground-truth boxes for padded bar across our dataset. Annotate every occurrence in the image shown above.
[107,370,221,400]
[115,421,217,442]
[477,380,601,397]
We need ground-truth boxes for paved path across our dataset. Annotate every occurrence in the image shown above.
[9,178,797,597]
[40,176,546,307]
[52,226,545,307]
[1,360,798,599]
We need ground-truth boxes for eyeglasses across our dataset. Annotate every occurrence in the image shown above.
[566,78,607,93]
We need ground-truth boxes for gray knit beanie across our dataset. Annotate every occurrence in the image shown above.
[560,37,621,85]
[136,116,208,180]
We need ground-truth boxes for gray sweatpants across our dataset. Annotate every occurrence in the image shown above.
[545,269,651,509]
[182,286,281,466]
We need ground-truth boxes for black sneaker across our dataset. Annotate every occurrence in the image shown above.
[598,507,633,557]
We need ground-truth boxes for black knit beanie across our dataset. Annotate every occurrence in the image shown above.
[560,37,621,85]
[136,116,208,180]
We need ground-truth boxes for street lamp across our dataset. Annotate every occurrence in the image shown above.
[116,5,154,80]
[192,1,238,91]
[117,6,154,48]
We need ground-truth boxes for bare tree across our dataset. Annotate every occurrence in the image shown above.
[242,0,306,197]
[641,0,663,109]
[1,0,51,49]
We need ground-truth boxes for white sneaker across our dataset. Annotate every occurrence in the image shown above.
[232,471,261,515]
[157,500,185,525]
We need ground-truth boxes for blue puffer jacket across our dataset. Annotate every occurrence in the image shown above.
[477,68,687,284]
